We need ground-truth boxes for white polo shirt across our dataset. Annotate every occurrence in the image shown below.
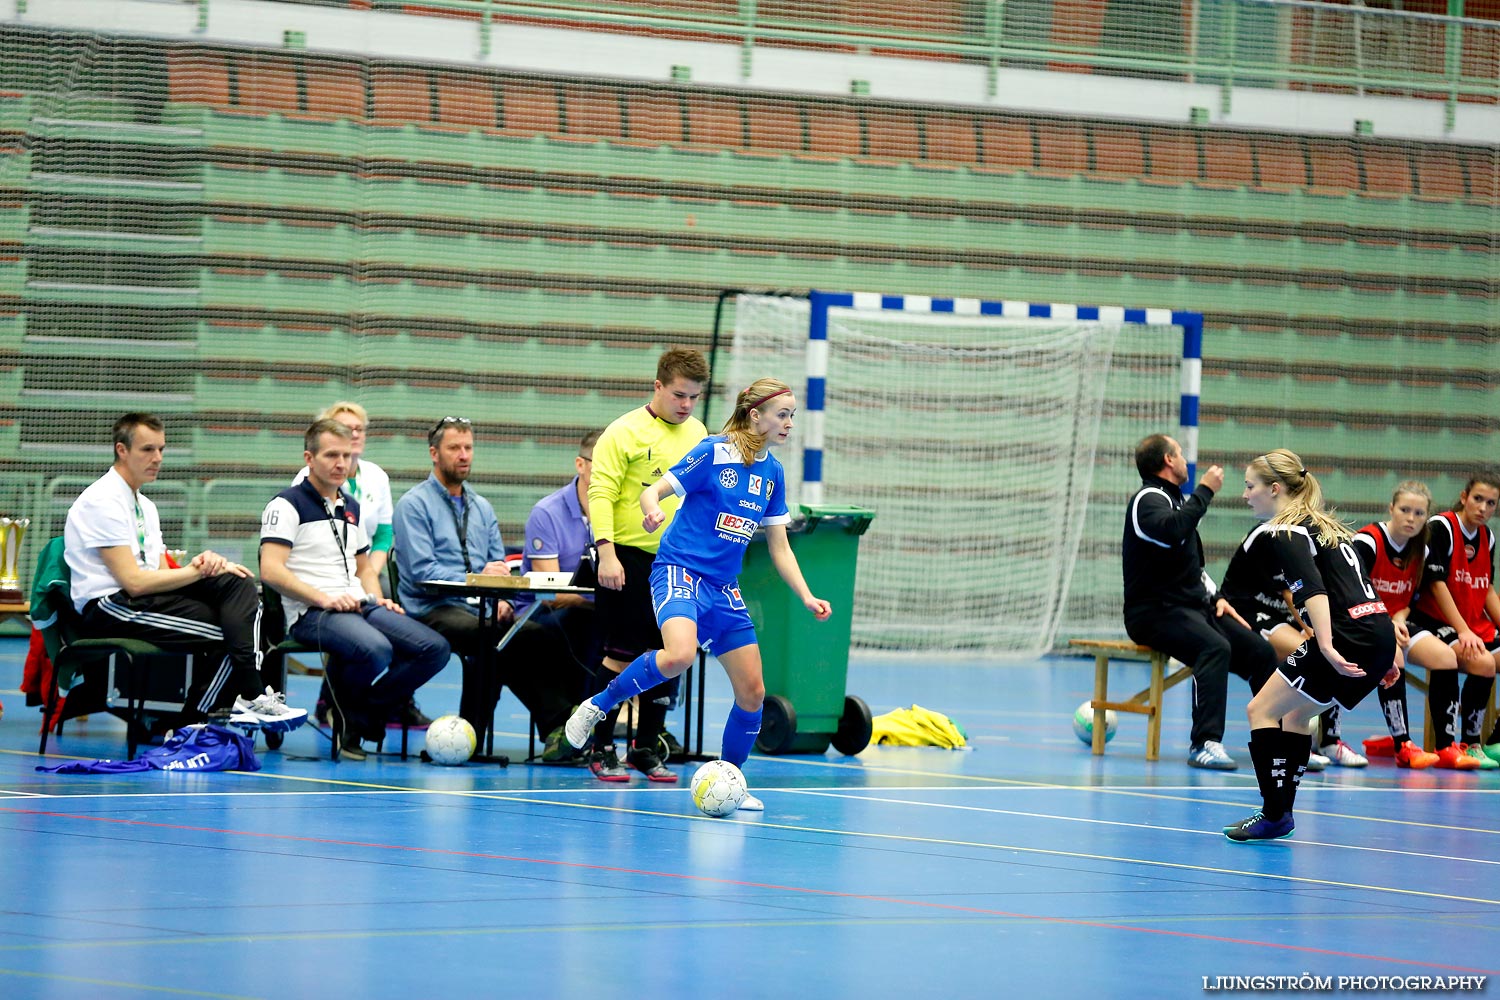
[261,479,371,625]
[291,458,392,538]
[64,467,166,611]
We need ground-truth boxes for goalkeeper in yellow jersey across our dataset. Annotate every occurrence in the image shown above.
[578,348,710,782]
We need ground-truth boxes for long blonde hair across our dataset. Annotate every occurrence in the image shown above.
[1249,448,1351,547]
[721,377,791,467]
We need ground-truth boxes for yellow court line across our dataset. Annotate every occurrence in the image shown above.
[753,753,1500,834]
[240,787,1496,909]
[0,967,260,999]
[0,916,1054,955]
[781,788,1500,866]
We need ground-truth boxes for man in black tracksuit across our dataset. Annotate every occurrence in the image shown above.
[1121,434,1276,770]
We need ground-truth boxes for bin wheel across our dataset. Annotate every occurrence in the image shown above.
[831,695,873,756]
[264,730,284,751]
[755,695,797,755]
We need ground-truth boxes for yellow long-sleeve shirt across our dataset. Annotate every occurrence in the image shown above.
[587,406,707,554]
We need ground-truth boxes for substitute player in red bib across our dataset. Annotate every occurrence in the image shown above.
[1222,450,1399,843]
[563,378,831,812]
[1402,471,1500,769]
[1346,482,1441,768]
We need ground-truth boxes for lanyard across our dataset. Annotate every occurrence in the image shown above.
[441,487,472,573]
[323,498,353,585]
[133,498,150,568]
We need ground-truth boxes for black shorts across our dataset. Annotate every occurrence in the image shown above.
[1277,623,1396,711]
[1404,609,1500,653]
[595,542,663,662]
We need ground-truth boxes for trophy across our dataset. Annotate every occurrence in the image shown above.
[0,516,28,603]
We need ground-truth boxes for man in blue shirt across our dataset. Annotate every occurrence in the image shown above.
[393,416,574,746]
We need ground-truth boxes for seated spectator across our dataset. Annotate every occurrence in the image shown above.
[515,430,603,752]
[292,401,428,729]
[64,413,305,732]
[392,416,575,751]
[259,418,448,761]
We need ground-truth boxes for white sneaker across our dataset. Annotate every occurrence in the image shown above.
[1306,751,1328,772]
[1187,740,1238,770]
[230,687,308,732]
[1321,740,1369,767]
[737,792,764,812]
[564,699,607,749]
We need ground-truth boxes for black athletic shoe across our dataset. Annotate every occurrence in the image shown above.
[626,746,679,783]
[1223,810,1294,843]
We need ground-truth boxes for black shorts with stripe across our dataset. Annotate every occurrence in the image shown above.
[1276,621,1397,711]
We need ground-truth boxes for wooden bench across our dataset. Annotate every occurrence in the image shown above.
[1402,668,1497,753]
[1069,639,1193,760]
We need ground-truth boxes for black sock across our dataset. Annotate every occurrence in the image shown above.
[1460,674,1494,744]
[1248,728,1288,820]
[1428,669,1460,749]
[1377,672,1410,744]
[1318,705,1341,747]
[1278,729,1312,818]
[634,691,670,755]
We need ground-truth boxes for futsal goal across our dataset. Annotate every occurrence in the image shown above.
[719,291,1202,657]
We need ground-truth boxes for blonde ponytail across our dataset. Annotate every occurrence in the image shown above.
[1248,448,1351,547]
[721,377,791,467]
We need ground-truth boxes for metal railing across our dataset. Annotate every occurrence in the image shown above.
[226,0,1500,122]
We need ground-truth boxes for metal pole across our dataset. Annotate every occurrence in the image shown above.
[739,0,756,81]
[1445,0,1464,131]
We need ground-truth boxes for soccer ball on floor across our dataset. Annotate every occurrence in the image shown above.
[690,759,748,817]
[1071,700,1117,746]
[424,714,476,766]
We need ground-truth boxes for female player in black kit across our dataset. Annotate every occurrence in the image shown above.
[1222,449,1399,843]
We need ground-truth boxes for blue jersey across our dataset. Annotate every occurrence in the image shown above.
[654,435,791,584]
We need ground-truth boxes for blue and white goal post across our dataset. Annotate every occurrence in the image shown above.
[803,290,1204,502]
[732,288,1205,654]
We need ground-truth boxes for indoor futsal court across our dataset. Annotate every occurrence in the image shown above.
[2,641,1495,999]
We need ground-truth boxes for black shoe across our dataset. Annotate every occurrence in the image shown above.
[388,698,432,730]
[626,746,679,783]
[340,734,368,761]
[658,730,685,762]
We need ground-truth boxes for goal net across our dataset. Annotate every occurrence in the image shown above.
[723,294,1184,656]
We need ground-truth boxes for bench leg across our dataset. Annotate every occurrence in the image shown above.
[1146,653,1167,761]
[1091,655,1108,756]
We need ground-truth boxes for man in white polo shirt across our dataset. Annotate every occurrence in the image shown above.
[259,418,449,761]
[64,412,306,732]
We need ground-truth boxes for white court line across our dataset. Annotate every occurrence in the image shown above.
[781,787,1500,864]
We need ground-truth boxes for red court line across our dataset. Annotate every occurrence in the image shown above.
[6,805,1497,975]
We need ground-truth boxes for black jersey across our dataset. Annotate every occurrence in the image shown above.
[1219,526,1298,631]
[1236,518,1390,641]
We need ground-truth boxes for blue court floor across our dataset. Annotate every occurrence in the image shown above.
[1,638,1495,999]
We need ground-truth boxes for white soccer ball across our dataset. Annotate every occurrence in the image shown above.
[1071,700,1118,746]
[424,714,476,766]
[690,759,748,817]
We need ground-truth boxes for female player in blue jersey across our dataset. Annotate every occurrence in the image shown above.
[564,378,832,810]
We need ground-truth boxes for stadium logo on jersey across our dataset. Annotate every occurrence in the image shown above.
[715,512,756,542]
[1349,600,1388,619]
[719,468,739,489]
[1454,567,1491,590]
[748,474,763,496]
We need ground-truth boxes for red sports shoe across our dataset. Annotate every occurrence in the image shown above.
[1361,734,1396,758]
[1394,741,1440,769]
[1434,743,1481,770]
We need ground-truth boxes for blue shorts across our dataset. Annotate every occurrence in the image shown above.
[649,563,759,656]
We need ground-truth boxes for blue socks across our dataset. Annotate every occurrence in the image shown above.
[721,703,763,768]
[593,650,668,713]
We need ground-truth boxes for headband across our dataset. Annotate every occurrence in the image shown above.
[747,387,790,410]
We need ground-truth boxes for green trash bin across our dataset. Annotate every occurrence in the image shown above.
[738,503,875,755]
